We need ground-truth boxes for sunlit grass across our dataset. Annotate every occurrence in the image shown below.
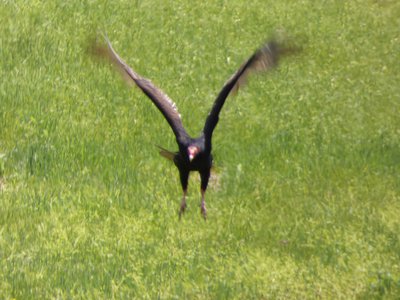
[1,0,399,298]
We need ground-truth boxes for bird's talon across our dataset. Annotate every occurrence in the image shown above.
[179,202,187,219]
[201,205,207,220]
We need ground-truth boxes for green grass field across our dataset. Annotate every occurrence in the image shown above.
[1,0,399,298]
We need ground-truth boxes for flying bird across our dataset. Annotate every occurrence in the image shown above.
[91,34,296,219]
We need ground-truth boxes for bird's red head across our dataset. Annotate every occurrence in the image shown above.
[188,145,200,162]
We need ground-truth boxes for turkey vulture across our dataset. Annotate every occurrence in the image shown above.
[92,34,296,219]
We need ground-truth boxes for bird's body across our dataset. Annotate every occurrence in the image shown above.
[159,133,212,217]
[92,35,296,219]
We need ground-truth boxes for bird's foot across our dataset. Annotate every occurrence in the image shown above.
[200,201,207,220]
[179,201,187,220]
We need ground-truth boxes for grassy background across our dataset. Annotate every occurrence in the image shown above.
[1,0,399,298]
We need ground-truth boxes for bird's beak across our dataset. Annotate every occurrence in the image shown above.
[189,153,195,161]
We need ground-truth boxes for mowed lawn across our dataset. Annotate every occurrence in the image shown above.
[1,0,399,298]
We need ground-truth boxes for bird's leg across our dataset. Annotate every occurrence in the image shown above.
[178,169,189,220]
[200,189,207,220]
[179,189,187,219]
[200,169,210,220]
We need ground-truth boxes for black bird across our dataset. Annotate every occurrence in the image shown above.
[92,35,295,219]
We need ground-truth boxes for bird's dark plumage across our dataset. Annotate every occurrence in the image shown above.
[91,34,296,219]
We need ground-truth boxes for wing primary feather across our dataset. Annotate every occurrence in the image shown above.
[91,35,189,142]
[203,38,299,138]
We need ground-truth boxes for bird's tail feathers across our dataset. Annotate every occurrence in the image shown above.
[157,146,176,161]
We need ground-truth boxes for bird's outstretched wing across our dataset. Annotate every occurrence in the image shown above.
[91,35,189,142]
[203,39,297,139]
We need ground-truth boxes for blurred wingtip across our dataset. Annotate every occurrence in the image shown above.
[268,29,305,57]
[229,29,303,96]
[87,31,119,64]
[87,32,109,60]
[87,32,136,87]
